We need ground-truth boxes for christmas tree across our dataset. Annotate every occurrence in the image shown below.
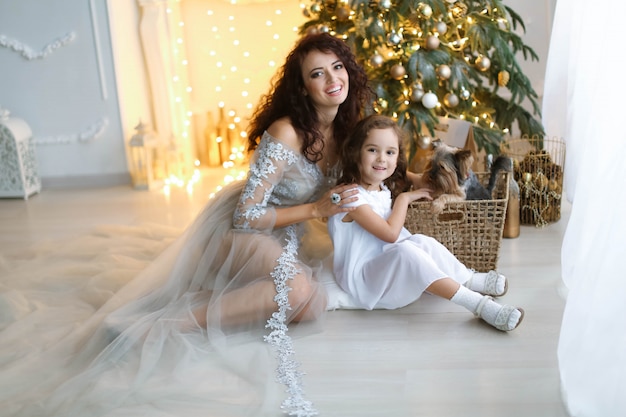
[299,0,545,159]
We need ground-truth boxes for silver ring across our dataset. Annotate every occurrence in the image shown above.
[330,192,341,205]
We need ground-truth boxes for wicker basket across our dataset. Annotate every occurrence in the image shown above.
[404,172,509,272]
[501,136,566,227]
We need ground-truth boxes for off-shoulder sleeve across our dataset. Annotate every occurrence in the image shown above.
[232,133,299,232]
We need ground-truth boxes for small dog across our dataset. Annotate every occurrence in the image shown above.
[415,142,512,213]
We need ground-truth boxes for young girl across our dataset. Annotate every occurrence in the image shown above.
[327,115,524,331]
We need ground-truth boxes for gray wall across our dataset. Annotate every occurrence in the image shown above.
[0,0,132,188]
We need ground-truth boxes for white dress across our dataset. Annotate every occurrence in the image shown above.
[327,184,473,310]
[0,132,334,417]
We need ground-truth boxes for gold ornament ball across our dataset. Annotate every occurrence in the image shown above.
[390,64,406,80]
[443,93,459,108]
[548,179,560,192]
[369,53,384,68]
[426,35,440,50]
[305,26,319,36]
[436,64,451,80]
[522,172,532,183]
[475,55,491,71]
[417,135,432,149]
[336,6,350,21]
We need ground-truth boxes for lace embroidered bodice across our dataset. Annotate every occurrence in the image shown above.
[233,131,326,231]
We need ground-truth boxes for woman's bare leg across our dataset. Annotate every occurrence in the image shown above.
[192,273,324,328]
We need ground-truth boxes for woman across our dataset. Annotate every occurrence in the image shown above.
[0,33,372,417]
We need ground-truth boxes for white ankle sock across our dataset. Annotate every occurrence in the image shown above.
[450,286,522,331]
[464,271,507,296]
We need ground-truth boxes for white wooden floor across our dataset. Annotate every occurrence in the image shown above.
[0,168,571,417]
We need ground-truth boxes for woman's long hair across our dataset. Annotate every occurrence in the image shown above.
[338,115,410,200]
[247,33,372,163]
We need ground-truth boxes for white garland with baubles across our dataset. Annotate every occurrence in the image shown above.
[0,31,76,60]
[32,118,108,145]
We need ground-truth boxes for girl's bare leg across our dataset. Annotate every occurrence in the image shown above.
[425,277,460,300]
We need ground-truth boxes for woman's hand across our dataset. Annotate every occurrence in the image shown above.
[312,183,359,218]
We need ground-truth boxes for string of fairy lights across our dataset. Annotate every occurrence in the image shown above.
[157,2,304,196]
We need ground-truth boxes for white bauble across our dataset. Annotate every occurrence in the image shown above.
[421,92,438,109]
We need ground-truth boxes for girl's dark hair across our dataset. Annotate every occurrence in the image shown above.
[247,33,372,163]
[338,114,410,200]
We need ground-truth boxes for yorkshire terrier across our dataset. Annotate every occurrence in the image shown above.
[415,142,512,213]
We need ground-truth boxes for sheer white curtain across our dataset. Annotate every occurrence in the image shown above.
[543,1,626,416]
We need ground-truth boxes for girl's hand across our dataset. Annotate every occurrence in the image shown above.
[402,188,432,203]
[313,184,359,218]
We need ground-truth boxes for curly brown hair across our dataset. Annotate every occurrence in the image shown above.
[338,114,410,200]
[247,33,372,163]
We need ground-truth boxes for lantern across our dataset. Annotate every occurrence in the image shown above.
[0,108,41,199]
[128,120,159,190]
